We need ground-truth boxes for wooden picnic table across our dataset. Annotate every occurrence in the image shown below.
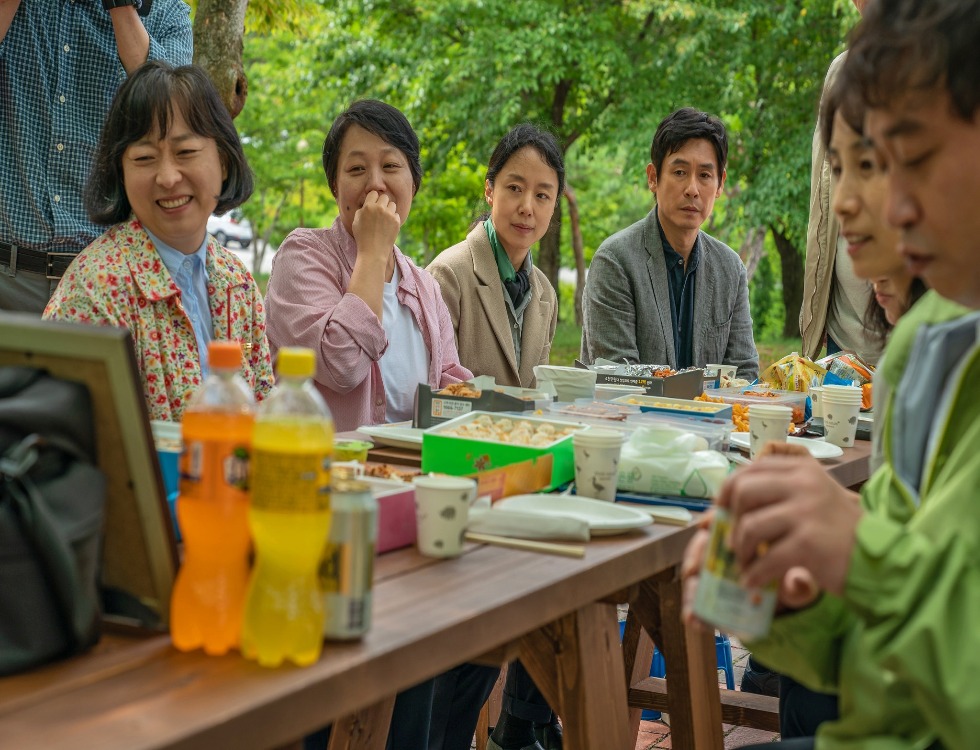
[0,506,715,749]
[0,433,871,749]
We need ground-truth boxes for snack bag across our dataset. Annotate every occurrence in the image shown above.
[817,352,875,386]
[759,353,827,393]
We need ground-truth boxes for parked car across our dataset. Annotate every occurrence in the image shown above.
[207,210,252,248]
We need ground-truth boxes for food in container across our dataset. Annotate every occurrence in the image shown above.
[612,394,733,421]
[702,386,807,428]
[334,439,374,462]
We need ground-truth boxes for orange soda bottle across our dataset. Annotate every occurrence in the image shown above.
[170,340,255,655]
[241,347,333,667]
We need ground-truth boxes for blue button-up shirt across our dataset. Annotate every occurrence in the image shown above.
[659,216,701,370]
[0,1,193,254]
[149,230,213,377]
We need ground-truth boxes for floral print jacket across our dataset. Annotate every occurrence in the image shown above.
[44,218,274,421]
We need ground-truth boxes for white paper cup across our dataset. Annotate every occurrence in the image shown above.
[809,386,824,420]
[707,363,738,382]
[748,404,793,459]
[573,428,625,502]
[821,387,863,448]
[411,475,477,557]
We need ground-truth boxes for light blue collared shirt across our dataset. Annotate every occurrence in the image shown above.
[148,230,213,377]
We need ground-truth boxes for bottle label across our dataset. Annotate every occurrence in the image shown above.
[182,441,251,492]
[251,450,330,511]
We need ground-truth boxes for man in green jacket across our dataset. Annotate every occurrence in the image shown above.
[684,1,980,748]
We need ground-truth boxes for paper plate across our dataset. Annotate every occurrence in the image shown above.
[496,494,653,536]
[357,422,424,450]
[729,433,844,460]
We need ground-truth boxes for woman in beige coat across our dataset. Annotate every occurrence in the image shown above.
[428,123,564,389]
[426,124,565,750]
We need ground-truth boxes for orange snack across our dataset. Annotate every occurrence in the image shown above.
[862,382,873,410]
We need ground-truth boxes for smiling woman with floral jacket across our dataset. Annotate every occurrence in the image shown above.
[43,61,273,420]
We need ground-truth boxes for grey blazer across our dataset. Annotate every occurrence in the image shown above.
[580,209,759,380]
[428,226,558,388]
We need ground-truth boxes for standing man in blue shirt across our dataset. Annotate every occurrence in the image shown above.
[580,107,759,380]
[0,0,193,313]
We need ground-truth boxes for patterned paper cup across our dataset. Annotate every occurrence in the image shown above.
[412,475,477,557]
[821,386,863,448]
[748,404,793,459]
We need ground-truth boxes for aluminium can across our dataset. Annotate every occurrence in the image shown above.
[320,479,377,639]
[692,508,777,641]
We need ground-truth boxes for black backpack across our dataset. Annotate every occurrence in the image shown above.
[0,367,106,675]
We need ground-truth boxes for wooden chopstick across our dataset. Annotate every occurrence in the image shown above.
[464,532,586,559]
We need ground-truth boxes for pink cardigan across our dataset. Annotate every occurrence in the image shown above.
[264,219,471,432]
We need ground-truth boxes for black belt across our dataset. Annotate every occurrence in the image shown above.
[0,240,76,279]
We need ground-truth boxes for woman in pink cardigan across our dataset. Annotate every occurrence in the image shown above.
[264,100,470,432]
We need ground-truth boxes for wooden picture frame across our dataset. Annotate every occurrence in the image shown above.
[0,313,178,630]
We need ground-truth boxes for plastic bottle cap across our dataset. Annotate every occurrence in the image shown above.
[208,340,243,370]
[277,347,316,378]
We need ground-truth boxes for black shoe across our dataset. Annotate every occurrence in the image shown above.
[533,721,562,750]
[740,657,780,697]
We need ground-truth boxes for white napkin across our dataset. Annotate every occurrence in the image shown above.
[533,365,597,402]
[618,424,730,498]
[467,507,591,542]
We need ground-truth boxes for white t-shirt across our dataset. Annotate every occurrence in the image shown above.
[379,264,430,423]
[826,235,882,365]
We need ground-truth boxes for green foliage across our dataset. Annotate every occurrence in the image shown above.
[750,233,788,342]
[228,0,859,333]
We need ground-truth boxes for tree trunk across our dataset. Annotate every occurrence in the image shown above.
[538,199,562,319]
[193,0,249,118]
[739,226,767,283]
[564,183,586,326]
[770,225,804,340]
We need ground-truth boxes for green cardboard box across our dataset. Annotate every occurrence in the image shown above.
[421,411,585,490]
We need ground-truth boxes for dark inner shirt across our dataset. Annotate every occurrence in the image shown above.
[658,216,700,370]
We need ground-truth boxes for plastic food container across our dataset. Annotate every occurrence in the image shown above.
[594,383,647,401]
[611,394,733,421]
[334,439,374,462]
[706,386,807,425]
[625,411,732,451]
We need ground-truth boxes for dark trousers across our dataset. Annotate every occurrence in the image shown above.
[779,674,838,738]
[502,661,553,724]
[429,663,501,750]
[303,678,436,750]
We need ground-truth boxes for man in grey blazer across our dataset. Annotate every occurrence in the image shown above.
[581,107,759,380]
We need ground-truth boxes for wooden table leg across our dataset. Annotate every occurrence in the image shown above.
[327,695,396,750]
[517,602,632,750]
[653,573,723,750]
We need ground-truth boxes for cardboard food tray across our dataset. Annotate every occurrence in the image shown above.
[414,383,549,429]
[421,411,584,491]
[574,362,704,400]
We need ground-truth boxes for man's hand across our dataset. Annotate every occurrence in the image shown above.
[681,509,823,630]
[719,454,862,597]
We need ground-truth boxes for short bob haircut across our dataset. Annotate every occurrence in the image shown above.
[85,61,253,226]
[650,107,728,185]
[485,123,566,206]
[843,0,980,122]
[321,100,423,197]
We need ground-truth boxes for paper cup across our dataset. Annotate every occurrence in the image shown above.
[150,420,182,497]
[412,475,477,557]
[573,428,625,502]
[707,364,737,382]
[821,386,863,448]
[809,386,824,420]
[748,404,793,459]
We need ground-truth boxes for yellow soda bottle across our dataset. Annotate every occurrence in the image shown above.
[241,348,333,667]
